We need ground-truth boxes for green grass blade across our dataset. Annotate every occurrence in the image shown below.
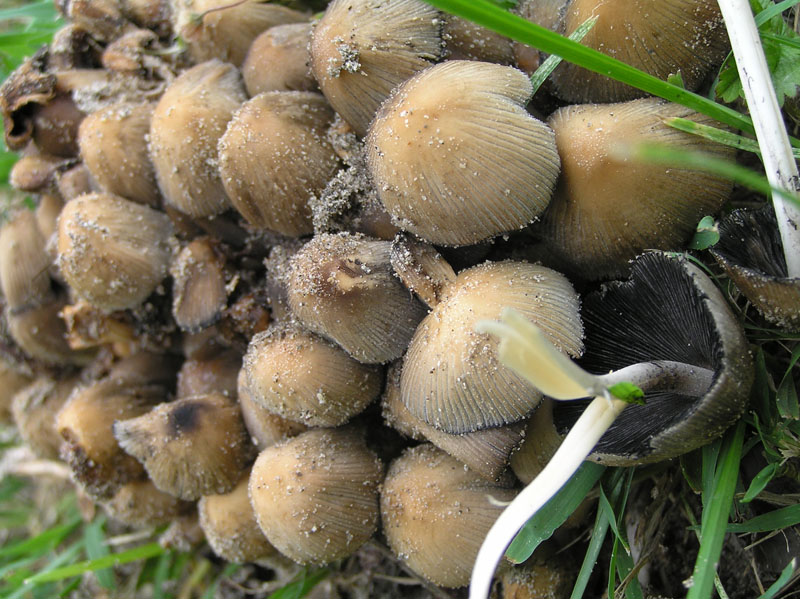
[83,517,114,590]
[570,501,610,599]
[759,558,796,599]
[0,0,60,21]
[665,117,800,157]
[505,462,605,564]
[422,0,758,136]
[686,421,745,599]
[268,568,330,599]
[529,15,597,95]
[24,542,165,585]
[5,541,84,599]
[152,551,173,599]
[754,0,800,26]
[201,563,240,599]
[0,517,82,559]
[742,462,779,503]
[725,504,800,532]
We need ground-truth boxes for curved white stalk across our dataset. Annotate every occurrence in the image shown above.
[717,0,800,277]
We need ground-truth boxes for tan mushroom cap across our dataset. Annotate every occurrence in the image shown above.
[242,23,317,95]
[77,102,160,207]
[218,91,339,236]
[380,444,517,588]
[103,479,194,528]
[170,238,228,333]
[249,427,383,565]
[366,60,560,246]
[442,15,514,64]
[287,233,427,364]
[310,0,443,137]
[7,299,95,366]
[550,0,727,103]
[401,260,583,434]
[199,471,277,563]
[509,399,563,484]
[537,98,735,280]
[237,368,307,451]
[56,192,174,311]
[176,347,240,399]
[243,321,383,427]
[149,60,246,218]
[114,392,253,500]
[13,376,77,460]
[0,209,53,311]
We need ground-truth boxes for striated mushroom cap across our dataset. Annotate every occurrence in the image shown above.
[103,479,195,528]
[401,260,583,434]
[366,60,560,246]
[0,209,53,311]
[381,444,517,588]
[242,23,317,95]
[249,427,383,565]
[56,192,174,311]
[114,392,253,500]
[7,299,95,366]
[149,60,246,218]
[237,367,307,451]
[310,0,443,137]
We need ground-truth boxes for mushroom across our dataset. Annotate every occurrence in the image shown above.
[249,427,383,565]
[103,479,194,528]
[0,361,33,424]
[366,60,560,246]
[442,15,514,64]
[0,209,54,312]
[170,237,229,333]
[13,375,78,460]
[470,251,753,598]
[236,368,307,451]
[241,23,317,95]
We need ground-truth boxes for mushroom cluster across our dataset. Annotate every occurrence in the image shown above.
[0,0,763,596]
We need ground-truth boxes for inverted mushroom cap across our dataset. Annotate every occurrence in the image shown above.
[56,192,174,311]
[554,252,753,464]
[249,427,383,565]
[401,260,583,433]
[380,444,517,588]
[310,0,443,137]
[366,60,560,246]
[537,98,735,280]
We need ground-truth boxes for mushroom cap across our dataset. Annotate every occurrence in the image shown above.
[401,260,583,433]
[550,0,728,103]
[0,208,53,311]
[242,22,317,95]
[710,207,800,331]
[114,392,253,500]
[249,427,383,565]
[56,192,174,312]
[366,60,560,246]
[287,232,427,364]
[554,252,753,464]
[243,321,383,427]
[149,60,246,218]
[13,376,76,460]
[442,15,514,64]
[380,444,517,588]
[170,238,228,333]
[176,347,240,399]
[310,0,443,137]
[218,91,339,236]
[237,368,307,451]
[103,479,194,528]
[7,299,95,366]
[537,98,735,280]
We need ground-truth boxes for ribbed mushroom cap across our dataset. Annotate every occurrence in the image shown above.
[0,209,53,311]
[114,392,253,500]
[176,347,240,399]
[711,208,800,331]
[442,15,514,64]
[12,376,76,460]
[243,321,383,426]
[199,471,277,563]
[550,0,727,103]
[77,102,160,206]
[173,0,307,66]
[7,299,95,366]
[509,399,562,484]
[380,444,517,588]
[309,0,443,137]
[9,154,69,193]
[401,260,583,434]
[554,252,753,465]
[170,238,228,332]
[366,60,560,246]
[249,427,383,565]
[382,363,524,482]
[57,376,168,499]
[242,23,317,95]
[103,479,194,528]
[286,233,427,364]
[56,192,174,311]
[149,60,246,218]
[237,368,307,450]
[218,91,339,236]
[537,98,735,281]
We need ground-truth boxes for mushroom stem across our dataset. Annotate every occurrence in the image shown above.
[716,0,800,277]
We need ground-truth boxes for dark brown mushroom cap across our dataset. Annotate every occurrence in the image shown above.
[114,392,253,500]
[536,98,735,281]
[553,252,753,465]
[711,208,800,331]
[366,60,560,246]
[401,260,583,434]
[249,427,383,565]
[309,0,443,137]
[380,444,517,588]
[550,0,728,103]
[286,232,427,363]
[218,91,339,236]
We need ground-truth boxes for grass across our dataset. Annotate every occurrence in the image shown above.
[1,0,799,598]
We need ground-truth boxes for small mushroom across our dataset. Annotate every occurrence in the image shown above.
[241,23,317,95]
[170,237,229,332]
[114,392,253,500]
[7,299,95,366]
[13,375,78,460]
[249,427,383,565]
[103,479,195,528]
[366,60,560,246]
[176,346,241,399]
[0,209,54,311]
[442,15,514,64]
[237,368,307,451]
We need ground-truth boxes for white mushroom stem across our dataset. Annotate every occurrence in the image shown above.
[717,0,800,277]
[470,308,715,599]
